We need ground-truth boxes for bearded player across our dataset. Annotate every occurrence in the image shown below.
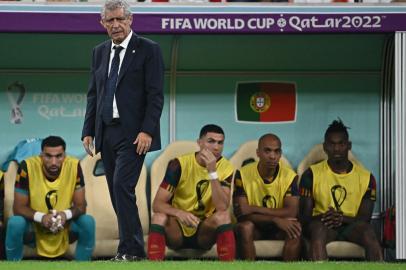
[6,136,95,261]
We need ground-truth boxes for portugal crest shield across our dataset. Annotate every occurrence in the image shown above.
[250,91,271,113]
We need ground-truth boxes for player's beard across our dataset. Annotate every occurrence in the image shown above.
[45,165,61,178]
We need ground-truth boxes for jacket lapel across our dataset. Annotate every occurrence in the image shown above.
[117,33,138,85]
[96,41,111,94]
[102,42,111,79]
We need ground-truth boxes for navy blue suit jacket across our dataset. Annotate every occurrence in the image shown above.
[82,33,164,153]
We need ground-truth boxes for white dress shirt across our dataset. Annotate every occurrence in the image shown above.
[108,30,133,119]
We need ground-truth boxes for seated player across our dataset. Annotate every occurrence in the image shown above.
[147,124,235,261]
[234,134,301,261]
[299,119,383,261]
[6,136,95,261]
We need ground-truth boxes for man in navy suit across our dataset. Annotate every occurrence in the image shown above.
[82,0,164,261]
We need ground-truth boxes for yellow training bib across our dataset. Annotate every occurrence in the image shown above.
[172,153,234,237]
[26,156,78,258]
[311,160,370,217]
[240,161,297,209]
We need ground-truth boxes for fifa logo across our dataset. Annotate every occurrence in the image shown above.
[7,81,26,124]
[45,190,58,210]
[194,179,209,213]
[262,195,277,208]
[330,185,347,211]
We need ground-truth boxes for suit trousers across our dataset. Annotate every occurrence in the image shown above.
[101,122,146,257]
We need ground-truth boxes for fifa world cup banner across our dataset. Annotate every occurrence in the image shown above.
[1,4,406,33]
[235,82,296,123]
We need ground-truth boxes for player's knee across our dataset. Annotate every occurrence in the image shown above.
[212,210,231,226]
[7,216,26,234]
[235,221,255,236]
[357,222,378,243]
[285,236,301,247]
[307,220,328,243]
[151,212,168,226]
[78,214,96,235]
[309,220,327,236]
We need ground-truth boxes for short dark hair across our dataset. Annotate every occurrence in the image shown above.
[199,124,224,138]
[324,118,350,141]
[41,136,66,151]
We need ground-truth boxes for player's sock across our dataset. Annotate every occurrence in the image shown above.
[147,224,166,260]
[216,224,235,261]
[5,216,27,261]
[73,214,96,261]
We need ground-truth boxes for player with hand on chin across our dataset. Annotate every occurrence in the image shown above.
[147,124,236,261]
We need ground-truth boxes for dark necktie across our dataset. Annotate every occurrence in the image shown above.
[102,45,123,124]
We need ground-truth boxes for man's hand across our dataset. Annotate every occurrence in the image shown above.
[82,136,94,157]
[199,149,217,173]
[134,132,152,155]
[233,202,253,218]
[321,207,343,229]
[56,211,68,227]
[176,210,200,228]
[40,211,65,234]
[273,217,302,239]
[41,213,55,230]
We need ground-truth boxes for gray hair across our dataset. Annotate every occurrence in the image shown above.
[101,0,132,20]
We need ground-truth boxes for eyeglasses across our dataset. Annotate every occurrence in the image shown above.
[103,16,129,26]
